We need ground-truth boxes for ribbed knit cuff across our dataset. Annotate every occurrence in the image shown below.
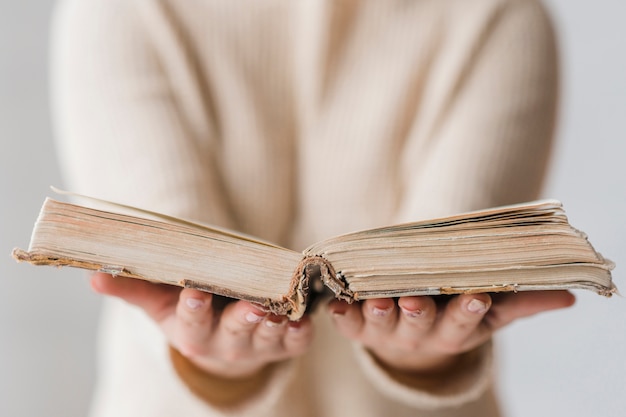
[169,346,295,411]
[353,341,494,410]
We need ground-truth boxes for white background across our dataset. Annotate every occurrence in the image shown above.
[1,1,624,416]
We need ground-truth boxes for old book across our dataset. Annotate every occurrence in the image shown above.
[12,193,616,319]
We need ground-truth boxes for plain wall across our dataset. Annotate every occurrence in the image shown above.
[1,1,623,416]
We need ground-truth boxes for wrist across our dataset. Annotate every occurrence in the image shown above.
[353,340,495,408]
[173,345,267,380]
[169,346,276,406]
[368,348,463,378]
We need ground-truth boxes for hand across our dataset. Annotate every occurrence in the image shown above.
[328,291,575,375]
[91,272,313,379]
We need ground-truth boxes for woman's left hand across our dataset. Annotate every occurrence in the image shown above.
[328,291,575,375]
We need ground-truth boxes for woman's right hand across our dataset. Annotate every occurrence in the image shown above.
[90,272,314,379]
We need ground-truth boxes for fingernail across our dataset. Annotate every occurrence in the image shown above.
[185,298,204,310]
[329,302,348,317]
[372,306,393,317]
[288,321,302,332]
[331,311,346,321]
[245,311,265,323]
[467,299,489,314]
[265,318,286,328]
[400,306,423,318]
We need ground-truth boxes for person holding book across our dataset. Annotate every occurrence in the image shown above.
[50,0,575,416]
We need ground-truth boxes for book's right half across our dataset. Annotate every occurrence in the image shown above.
[303,200,616,300]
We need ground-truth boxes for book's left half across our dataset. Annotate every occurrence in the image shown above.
[13,198,307,317]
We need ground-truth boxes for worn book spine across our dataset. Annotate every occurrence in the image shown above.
[169,255,355,320]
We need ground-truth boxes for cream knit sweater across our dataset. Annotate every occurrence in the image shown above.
[50,0,559,415]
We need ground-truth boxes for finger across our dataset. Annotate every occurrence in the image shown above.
[214,300,267,355]
[173,288,215,358]
[433,293,492,354]
[395,296,437,343]
[90,272,179,322]
[328,300,364,339]
[361,298,398,335]
[486,290,575,330]
[252,314,289,354]
[283,316,314,356]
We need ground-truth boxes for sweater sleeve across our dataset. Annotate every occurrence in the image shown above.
[51,0,236,225]
[363,0,559,410]
[352,342,496,410]
[88,299,302,417]
[50,0,298,414]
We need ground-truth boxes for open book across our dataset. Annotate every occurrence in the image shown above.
[13,193,616,319]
